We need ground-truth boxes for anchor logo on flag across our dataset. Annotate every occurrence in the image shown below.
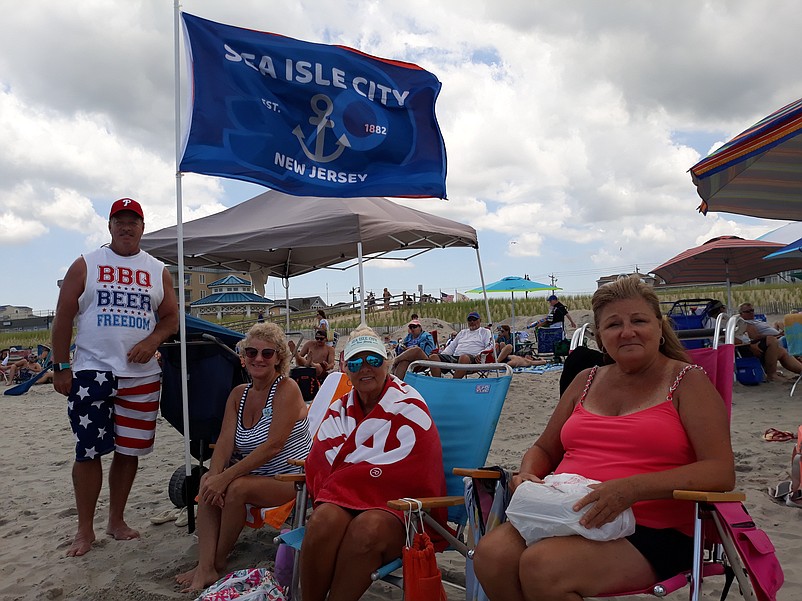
[292,94,351,163]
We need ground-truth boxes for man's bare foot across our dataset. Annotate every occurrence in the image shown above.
[181,565,220,593]
[106,522,140,540]
[175,566,198,587]
[67,530,96,557]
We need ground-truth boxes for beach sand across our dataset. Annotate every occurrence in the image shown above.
[1,362,800,600]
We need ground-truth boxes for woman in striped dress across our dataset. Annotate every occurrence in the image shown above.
[176,322,312,592]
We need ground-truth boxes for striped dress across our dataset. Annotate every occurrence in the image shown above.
[233,377,312,475]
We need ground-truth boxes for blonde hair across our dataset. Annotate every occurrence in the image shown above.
[241,322,291,376]
[591,275,689,363]
[349,324,380,341]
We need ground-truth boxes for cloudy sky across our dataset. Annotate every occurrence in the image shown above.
[2,0,800,312]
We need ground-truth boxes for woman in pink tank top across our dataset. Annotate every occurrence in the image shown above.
[474,275,734,600]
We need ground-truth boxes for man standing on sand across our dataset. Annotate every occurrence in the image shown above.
[51,198,178,557]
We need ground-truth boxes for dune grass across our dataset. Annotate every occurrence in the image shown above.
[2,282,799,349]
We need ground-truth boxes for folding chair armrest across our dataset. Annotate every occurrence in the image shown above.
[673,490,746,502]
[453,467,502,479]
[275,473,306,483]
[386,495,465,511]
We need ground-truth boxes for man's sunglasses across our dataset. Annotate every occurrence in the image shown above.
[243,347,277,360]
[467,317,479,322]
[346,353,385,373]
[315,336,327,341]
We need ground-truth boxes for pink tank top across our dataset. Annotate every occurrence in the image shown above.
[556,364,702,535]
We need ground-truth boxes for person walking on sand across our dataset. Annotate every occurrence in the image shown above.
[51,198,179,557]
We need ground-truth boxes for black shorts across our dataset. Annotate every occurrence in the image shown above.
[626,525,694,581]
[735,338,769,359]
[436,353,478,364]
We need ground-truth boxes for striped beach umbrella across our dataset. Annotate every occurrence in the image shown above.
[651,236,802,309]
[690,96,802,220]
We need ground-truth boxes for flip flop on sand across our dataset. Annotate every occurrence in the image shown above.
[174,507,189,527]
[768,480,793,499]
[150,508,181,525]
[762,428,795,442]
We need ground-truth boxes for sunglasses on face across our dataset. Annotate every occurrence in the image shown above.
[315,336,326,341]
[346,353,385,373]
[467,317,479,322]
[243,347,276,360]
[740,309,755,314]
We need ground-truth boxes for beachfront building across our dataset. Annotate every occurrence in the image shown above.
[266,296,327,317]
[166,266,253,311]
[189,275,273,320]
[597,273,660,288]
[0,305,34,319]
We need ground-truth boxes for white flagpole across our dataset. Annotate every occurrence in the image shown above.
[174,0,193,496]
[474,247,496,360]
[357,242,366,325]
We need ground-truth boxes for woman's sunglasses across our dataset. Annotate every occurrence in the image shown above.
[346,353,385,373]
[243,347,277,360]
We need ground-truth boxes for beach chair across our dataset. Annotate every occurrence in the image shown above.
[536,322,565,355]
[3,344,62,397]
[606,324,783,599]
[783,313,802,397]
[274,362,514,599]
[244,372,352,531]
[569,323,590,351]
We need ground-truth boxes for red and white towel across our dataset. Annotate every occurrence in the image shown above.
[305,375,447,524]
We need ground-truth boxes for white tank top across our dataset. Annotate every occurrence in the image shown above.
[73,246,166,376]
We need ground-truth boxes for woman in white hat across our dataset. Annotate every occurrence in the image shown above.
[300,325,447,601]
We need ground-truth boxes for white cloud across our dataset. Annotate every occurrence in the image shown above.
[2,0,802,311]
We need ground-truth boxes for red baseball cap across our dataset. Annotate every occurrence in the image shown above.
[109,198,144,219]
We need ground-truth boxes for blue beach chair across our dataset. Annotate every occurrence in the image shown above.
[274,361,513,599]
[784,313,802,397]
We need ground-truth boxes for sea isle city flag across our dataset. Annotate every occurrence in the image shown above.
[180,13,447,198]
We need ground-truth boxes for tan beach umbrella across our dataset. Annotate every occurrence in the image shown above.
[651,236,802,309]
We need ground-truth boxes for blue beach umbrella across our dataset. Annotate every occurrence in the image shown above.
[764,236,802,260]
[467,276,558,331]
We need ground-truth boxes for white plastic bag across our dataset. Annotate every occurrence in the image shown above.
[506,473,636,545]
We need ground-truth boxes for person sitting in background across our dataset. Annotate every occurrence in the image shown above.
[176,322,311,592]
[295,329,335,384]
[6,352,43,383]
[495,324,549,369]
[702,300,727,330]
[701,300,728,346]
[0,349,10,379]
[473,275,734,599]
[736,303,802,382]
[496,325,514,359]
[527,294,577,330]
[391,319,437,378]
[300,326,446,601]
[429,312,493,378]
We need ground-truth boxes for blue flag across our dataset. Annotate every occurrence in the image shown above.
[180,13,447,198]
